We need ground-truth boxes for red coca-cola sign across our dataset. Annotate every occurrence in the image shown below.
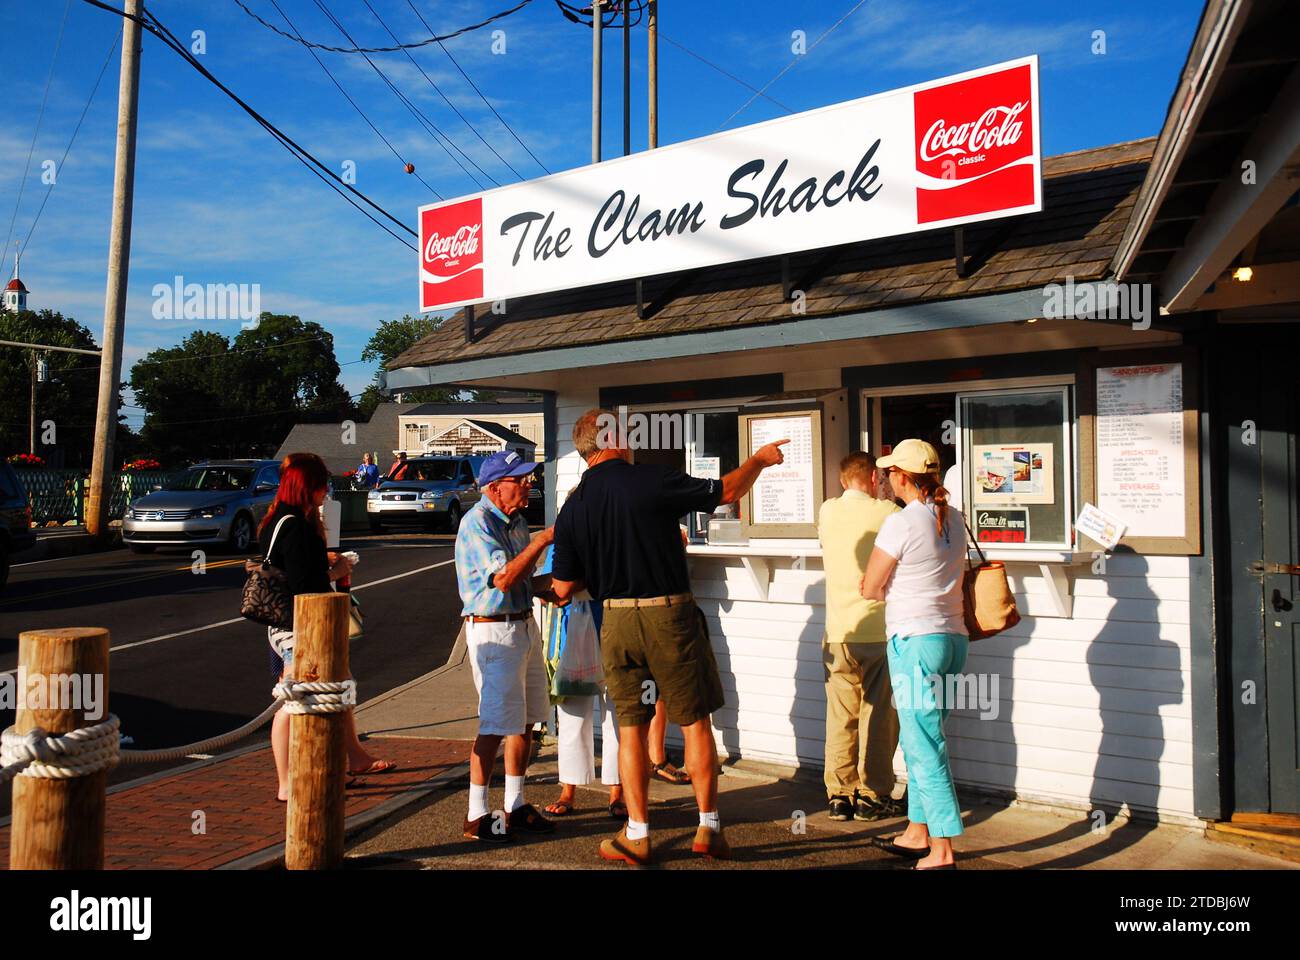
[420,198,484,308]
[913,63,1035,224]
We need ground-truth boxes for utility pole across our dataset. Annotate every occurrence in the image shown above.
[622,0,631,156]
[86,0,142,540]
[592,0,603,163]
[648,0,658,148]
[29,355,36,455]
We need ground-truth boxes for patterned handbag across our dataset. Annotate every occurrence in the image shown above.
[240,514,294,629]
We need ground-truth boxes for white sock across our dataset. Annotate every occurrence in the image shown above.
[468,782,490,821]
[505,774,526,812]
[625,818,649,841]
[700,810,721,831]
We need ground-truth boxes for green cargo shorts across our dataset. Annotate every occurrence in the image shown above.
[600,600,726,728]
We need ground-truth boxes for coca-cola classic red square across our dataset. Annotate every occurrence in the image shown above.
[420,197,484,308]
[913,63,1035,224]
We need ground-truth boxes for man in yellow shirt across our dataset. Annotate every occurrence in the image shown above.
[818,452,904,821]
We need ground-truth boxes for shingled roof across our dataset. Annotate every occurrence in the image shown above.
[392,138,1156,371]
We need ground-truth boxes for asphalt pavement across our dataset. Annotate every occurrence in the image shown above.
[0,529,468,816]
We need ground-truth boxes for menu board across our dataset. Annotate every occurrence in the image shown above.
[1095,363,1185,538]
[749,415,815,524]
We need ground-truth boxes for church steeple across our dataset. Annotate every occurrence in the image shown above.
[4,245,29,312]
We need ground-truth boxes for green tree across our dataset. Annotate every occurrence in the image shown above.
[0,306,134,467]
[359,314,497,418]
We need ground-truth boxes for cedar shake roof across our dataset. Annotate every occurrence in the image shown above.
[392,138,1156,371]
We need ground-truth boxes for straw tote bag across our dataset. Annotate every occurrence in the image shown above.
[960,514,1021,641]
[240,514,294,630]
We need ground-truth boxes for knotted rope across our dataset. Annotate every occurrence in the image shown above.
[0,678,357,782]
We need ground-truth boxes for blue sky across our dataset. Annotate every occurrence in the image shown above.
[2,0,1203,429]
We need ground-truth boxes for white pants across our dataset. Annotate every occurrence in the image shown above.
[556,689,620,786]
[466,618,550,737]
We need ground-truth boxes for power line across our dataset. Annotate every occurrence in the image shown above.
[309,0,497,190]
[4,0,73,267]
[232,0,535,54]
[362,0,524,182]
[658,31,793,113]
[407,0,550,175]
[714,0,872,132]
[266,0,441,198]
[19,29,122,259]
[78,0,417,251]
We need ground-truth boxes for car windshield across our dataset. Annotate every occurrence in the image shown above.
[408,462,458,482]
[167,467,254,492]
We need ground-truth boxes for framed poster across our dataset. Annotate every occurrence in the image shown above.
[1077,347,1200,555]
[738,407,824,540]
[971,443,1055,505]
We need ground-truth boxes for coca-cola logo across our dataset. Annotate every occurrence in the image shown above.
[419,197,484,307]
[423,224,482,275]
[919,102,1027,162]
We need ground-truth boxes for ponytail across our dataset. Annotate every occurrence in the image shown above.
[902,469,950,538]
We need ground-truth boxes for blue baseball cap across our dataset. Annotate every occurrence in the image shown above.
[477,450,538,486]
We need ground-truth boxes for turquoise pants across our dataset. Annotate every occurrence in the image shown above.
[886,631,969,838]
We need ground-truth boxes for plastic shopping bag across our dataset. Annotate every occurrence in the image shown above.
[553,600,603,697]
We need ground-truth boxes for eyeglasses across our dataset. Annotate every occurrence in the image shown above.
[499,475,533,487]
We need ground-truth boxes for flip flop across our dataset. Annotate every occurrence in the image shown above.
[545,799,576,816]
[347,759,398,776]
[608,800,628,820]
[651,762,690,785]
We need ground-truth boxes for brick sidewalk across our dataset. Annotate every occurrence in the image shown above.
[0,737,469,870]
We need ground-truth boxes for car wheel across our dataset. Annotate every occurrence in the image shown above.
[128,543,157,555]
[228,513,254,553]
[445,501,462,533]
[369,518,385,533]
[0,545,9,594]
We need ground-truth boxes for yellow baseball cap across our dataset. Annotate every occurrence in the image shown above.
[876,438,942,475]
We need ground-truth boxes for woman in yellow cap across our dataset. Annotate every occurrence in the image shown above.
[859,439,967,869]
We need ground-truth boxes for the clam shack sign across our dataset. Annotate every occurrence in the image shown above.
[418,56,1041,313]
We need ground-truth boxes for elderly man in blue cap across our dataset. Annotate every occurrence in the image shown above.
[454,449,556,843]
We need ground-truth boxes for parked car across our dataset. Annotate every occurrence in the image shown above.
[367,455,486,532]
[123,459,280,554]
[0,461,37,593]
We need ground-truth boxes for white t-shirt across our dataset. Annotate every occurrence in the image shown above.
[873,499,968,638]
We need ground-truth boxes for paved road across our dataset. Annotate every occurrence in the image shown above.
[0,530,468,815]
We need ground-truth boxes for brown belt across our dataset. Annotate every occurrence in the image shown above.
[465,611,532,624]
[603,592,693,609]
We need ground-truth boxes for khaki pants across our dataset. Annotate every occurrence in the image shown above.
[822,640,899,801]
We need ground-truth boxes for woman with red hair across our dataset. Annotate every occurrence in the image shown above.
[261,452,394,801]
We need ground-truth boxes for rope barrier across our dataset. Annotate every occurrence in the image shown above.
[0,679,357,783]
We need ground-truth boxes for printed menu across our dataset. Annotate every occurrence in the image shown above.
[1095,363,1185,538]
[749,415,815,525]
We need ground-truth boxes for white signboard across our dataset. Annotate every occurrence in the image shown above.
[419,57,1041,312]
[1075,502,1127,551]
[1095,363,1185,538]
[691,457,721,480]
[749,415,815,525]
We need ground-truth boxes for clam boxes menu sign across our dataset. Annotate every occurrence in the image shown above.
[749,415,815,525]
[1095,363,1185,538]
[418,57,1040,312]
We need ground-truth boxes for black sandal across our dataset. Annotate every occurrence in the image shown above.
[608,800,628,820]
[651,761,690,785]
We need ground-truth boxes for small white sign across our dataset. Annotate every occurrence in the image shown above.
[1075,502,1126,550]
[691,456,721,480]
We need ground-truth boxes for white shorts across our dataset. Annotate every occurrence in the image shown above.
[465,617,549,737]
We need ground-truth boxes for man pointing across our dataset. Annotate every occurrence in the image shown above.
[550,409,788,865]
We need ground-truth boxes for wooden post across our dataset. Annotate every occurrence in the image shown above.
[285,592,350,870]
[10,627,110,870]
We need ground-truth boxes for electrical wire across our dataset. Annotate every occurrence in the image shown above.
[4,0,74,269]
[658,31,793,113]
[714,0,872,132]
[266,0,440,198]
[232,0,535,54]
[19,30,122,259]
[77,0,417,251]
[309,0,496,190]
[554,0,641,29]
[406,0,550,175]
[363,0,523,182]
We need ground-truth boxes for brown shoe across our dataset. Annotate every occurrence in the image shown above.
[599,827,653,866]
[692,824,731,859]
[463,812,512,844]
[507,802,556,834]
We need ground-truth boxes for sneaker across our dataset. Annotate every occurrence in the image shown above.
[854,792,907,821]
[691,825,731,859]
[599,826,653,866]
[463,812,513,844]
[828,795,853,821]
[508,803,556,834]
